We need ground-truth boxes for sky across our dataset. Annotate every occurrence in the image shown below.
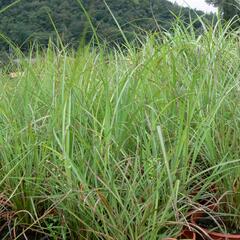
[168,0,217,13]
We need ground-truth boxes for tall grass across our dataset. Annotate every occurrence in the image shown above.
[0,19,240,239]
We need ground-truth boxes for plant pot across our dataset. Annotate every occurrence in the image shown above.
[163,238,177,240]
[180,228,196,239]
[163,228,196,240]
[191,209,240,240]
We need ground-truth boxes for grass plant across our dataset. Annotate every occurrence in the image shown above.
[0,18,240,239]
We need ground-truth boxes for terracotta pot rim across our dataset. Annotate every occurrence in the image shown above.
[163,228,196,240]
[181,228,196,240]
[162,238,177,240]
[191,209,240,239]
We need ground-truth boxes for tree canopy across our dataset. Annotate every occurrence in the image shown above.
[206,0,240,21]
[0,0,213,51]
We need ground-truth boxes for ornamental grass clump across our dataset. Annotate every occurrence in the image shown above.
[0,18,240,239]
[192,21,240,233]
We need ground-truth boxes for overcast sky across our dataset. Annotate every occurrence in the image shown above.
[168,0,217,13]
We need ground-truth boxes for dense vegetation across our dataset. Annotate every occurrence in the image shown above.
[1,1,240,239]
[206,0,240,21]
[0,0,212,52]
[0,19,240,239]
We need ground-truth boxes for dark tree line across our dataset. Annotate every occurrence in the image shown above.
[206,0,240,21]
[0,0,214,51]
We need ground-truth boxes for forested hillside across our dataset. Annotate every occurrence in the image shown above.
[0,0,212,51]
[206,0,240,21]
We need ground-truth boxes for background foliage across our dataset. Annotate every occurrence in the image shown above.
[206,0,240,21]
[0,0,212,51]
